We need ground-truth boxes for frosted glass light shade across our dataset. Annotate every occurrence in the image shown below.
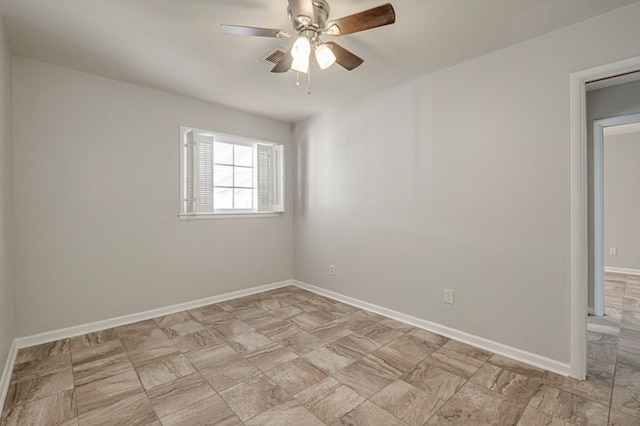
[315,44,336,69]
[291,56,309,73]
[291,36,311,59]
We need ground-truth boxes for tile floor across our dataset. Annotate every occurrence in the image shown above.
[1,280,638,425]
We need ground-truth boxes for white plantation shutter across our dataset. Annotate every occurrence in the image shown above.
[271,145,284,212]
[184,130,196,214]
[196,133,214,213]
[180,126,283,216]
[257,144,271,212]
[257,144,284,212]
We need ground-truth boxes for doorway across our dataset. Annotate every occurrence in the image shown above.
[569,56,640,380]
[592,114,640,317]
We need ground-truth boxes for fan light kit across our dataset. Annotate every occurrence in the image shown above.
[221,0,396,94]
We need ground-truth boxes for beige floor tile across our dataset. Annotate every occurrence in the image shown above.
[264,357,328,395]
[442,340,493,361]
[332,333,382,357]
[608,409,640,425]
[70,338,125,366]
[611,366,640,417]
[358,322,406,345]
[14,340,70,364]
[161,320,206,338]
[69,329,118,352]
[210,317,255,338]
[4,369,75,409]
[75,369,144,415]
[387,334,441,360]
[310,323,354,342]
[403,359,467,401]
[378,318,416,332]
[333,311,383,332]
[225,330,273,354]
[471,363,541,404]
[186,344,260,391]
[333,357,396,397]
[542,371,613,406]
[290,311,335,331]
[366,345,422,376]
[215,299,248,312]
[77,392,158,426]
[529,384,609,425]
[277,328,326,355]
[516,405,567,425]
[134,353,196,390]
[255,319,297,338]
[270,305,304,319]
[219,374,291,422]
[487,354,545,378]
[0,389,76,426]
[154,311,194,328]
[371,380,444,426]
[587,357,616,382]
[333,400,406,426]
[146,372,215,419]
[408,329,450,347]
[187,304,230,324]
[426,348,484,379]
[303,345,359,374]
[119,326,177,356]
[295,377,366,424]
[10,352,72,384]
[245,342,298,371]
[171,328,225,353]
[71,348,133,387]
[245,400,324,426]
[434,381,525,426]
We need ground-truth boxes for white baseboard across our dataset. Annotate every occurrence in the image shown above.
[605,267,640,276]
[0,341,18,413]
[293,280,571,377]
[14,280,293,349]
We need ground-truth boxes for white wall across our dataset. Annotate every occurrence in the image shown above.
[294,2,640,364]
[604,131,640,270]
[0,12,15,368]
[13,57,293,336]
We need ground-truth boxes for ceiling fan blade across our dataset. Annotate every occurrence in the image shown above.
[220,25,285,38]
[271,49,293,73]
[325,42,363,71]
[288,0,315,25]
[325,3,396,36]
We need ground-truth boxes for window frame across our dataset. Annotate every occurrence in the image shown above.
[178,126,284,219]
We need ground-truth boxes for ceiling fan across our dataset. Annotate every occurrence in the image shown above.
[220,0,396,93]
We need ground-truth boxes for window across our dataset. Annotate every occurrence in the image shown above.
[180,126,284,216]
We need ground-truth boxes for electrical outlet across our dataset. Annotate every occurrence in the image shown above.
[609,248,617,255]
[329,264,336,275]
[444,289,454,304]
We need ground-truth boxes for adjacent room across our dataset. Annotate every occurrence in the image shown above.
[1,0,640,424]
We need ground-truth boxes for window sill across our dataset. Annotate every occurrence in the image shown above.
[178,212,283,220]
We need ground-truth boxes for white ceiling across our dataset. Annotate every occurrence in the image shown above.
[2,0,639,123]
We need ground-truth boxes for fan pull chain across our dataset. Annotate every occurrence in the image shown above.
[307,66,311,95]
[295,71,300,87]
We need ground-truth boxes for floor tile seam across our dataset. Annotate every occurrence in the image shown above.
[541,381,613,409]
[367,378,442,425]
[346,397,413,426]
[145,351,234,424]
[110,336,164,424]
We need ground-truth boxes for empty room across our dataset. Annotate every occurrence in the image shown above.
[1,1,640,425]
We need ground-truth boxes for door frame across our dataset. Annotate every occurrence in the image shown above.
[569,55,640,379]
[593,113,640,318]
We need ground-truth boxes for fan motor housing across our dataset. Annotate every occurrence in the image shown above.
[288,0,330,31]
